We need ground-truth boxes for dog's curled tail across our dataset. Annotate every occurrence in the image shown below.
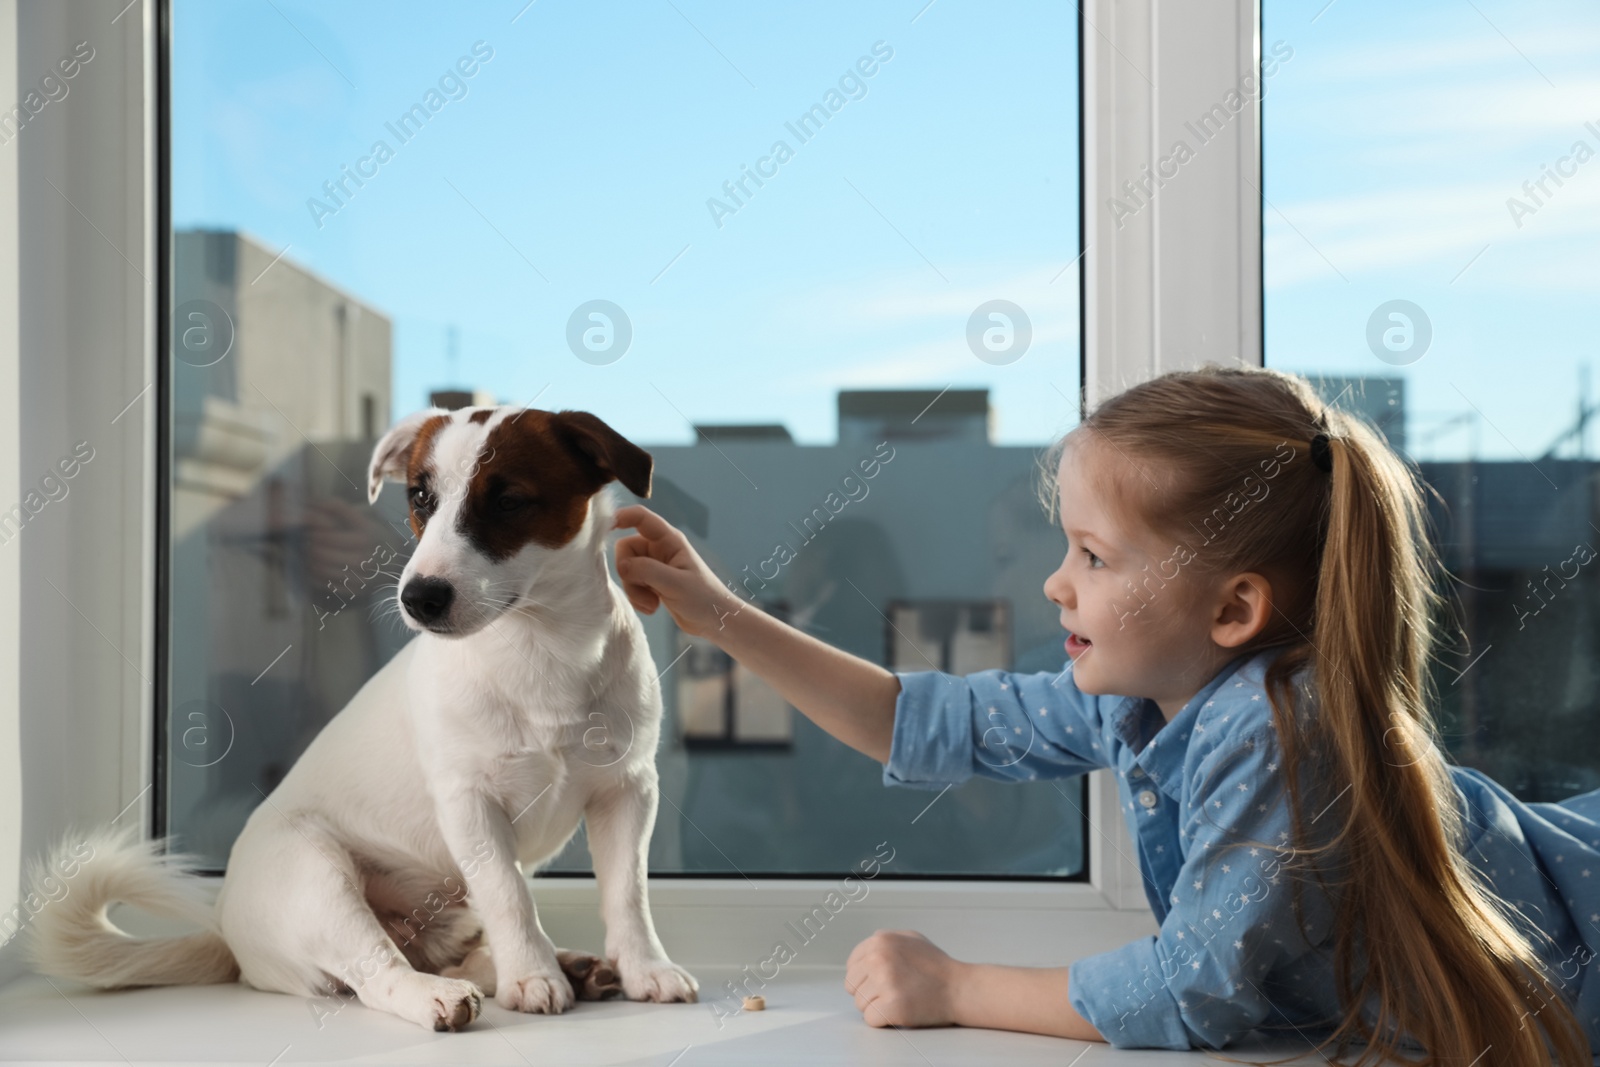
[23,825,239,988]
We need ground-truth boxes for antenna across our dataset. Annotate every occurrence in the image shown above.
[1538,361,1594,461]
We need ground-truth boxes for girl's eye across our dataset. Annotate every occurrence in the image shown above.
[1083,547,1104,568]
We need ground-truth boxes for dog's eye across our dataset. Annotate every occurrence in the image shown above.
[408,486,435,512]
[496,494,529,513]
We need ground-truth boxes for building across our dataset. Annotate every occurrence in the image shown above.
[168,231,399,862]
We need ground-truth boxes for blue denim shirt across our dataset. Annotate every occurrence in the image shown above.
[884,646,1600,1053]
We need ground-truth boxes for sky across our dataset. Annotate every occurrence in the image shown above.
[171,0,1082,448]
[171,0,1600,461]
[1262,0,1600,462]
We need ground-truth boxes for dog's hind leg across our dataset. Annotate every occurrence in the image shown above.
[440,944,496,995]
[219,812,482,1032]
[556,949,623,1000]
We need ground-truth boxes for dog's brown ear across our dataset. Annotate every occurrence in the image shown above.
[553,411,652,498]
[368,409,446,504]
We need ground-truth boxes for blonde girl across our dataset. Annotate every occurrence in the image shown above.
[614,365,1597,1065]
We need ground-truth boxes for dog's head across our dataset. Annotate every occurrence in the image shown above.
[367,406,652,637]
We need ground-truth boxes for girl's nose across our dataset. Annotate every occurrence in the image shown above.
[1043,564,1072,609]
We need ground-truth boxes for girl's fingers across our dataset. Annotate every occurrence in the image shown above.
[613,505,682,548]
[859,993,893,1028]
[845,933,879,970]
[848,973,874,1013]
[614,515,688,570]
[614,534,652,566]
[615,560,662,611]
[622,584,659,613]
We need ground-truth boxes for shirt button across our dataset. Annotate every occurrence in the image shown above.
[1130,766,1146,779]
[1138,790,1158,809]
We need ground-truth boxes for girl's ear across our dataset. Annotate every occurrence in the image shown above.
[1210,572,1275,648]
[368,409,446,504]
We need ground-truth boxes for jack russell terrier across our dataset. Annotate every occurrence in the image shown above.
[27,406,698,1030]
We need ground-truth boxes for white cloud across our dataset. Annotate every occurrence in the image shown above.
[765,263,1083,392]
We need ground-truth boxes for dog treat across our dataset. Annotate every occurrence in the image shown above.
[743,994,766,1011]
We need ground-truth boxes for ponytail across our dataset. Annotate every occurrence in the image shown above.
[1254,414,1590,1066]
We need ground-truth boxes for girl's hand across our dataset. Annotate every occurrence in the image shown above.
[612,505,742,639]
[844,930,961,1029]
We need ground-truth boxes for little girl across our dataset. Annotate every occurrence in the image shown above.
[613,365,1598,1066]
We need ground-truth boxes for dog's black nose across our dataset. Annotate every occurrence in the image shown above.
[401,577,455,624]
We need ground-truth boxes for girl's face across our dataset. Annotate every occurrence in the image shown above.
[1041,434,1236,721]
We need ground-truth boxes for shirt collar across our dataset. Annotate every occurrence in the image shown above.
[1112,651,1257,796]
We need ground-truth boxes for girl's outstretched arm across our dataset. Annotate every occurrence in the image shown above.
[613,505,900,762]
[846,931,1106,1041]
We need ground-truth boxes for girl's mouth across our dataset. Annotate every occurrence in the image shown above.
[1065,632,1091,657]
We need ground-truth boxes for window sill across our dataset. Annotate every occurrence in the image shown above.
[0,965,1332,1065]
[531,876,1158,968]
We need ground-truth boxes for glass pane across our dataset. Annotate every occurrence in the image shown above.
[167,0,1085,876]
[1263,0,1600,798]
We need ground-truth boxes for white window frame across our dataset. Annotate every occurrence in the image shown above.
[0,0,1262,979]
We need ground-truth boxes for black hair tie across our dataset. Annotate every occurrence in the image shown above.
[1309,432,1334,473]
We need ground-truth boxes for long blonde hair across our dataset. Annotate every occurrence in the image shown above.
[1041,365,1588,1066]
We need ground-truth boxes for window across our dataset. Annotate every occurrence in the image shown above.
[679,601,794,750]
[165,1,1085,877]
[1263,0,1600,799]
[889,599,1012,675]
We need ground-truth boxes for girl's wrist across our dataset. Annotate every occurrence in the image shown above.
[703,589,759,649]
[943,958,975,1027]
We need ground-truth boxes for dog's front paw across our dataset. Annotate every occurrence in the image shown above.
[616,958,699,1003]
[430,978,484,1032]
[497,972,576,1014]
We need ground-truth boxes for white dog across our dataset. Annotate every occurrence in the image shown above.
[27,405,698,1030]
